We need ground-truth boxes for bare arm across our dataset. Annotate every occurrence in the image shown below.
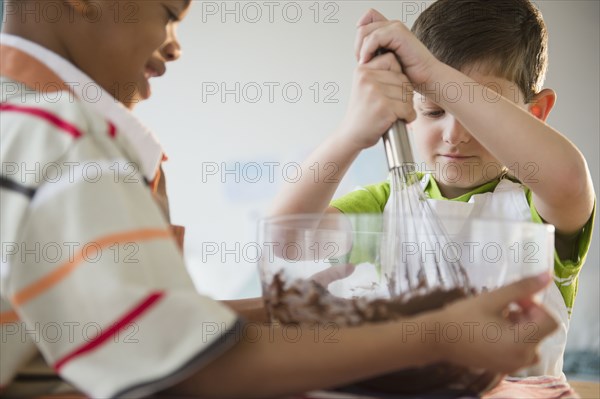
[270,52,416,218]
[221,298,268,323]
[170,320,438,398]
[269,132,360,217]
[427,63,595,234]
[165,274,557,398]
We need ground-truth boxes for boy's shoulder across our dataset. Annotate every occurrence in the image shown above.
[1,76,112,146]
[1,76,117,187]
[1,75,108,134]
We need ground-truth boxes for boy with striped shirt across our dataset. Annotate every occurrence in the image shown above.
[1,1,558,397]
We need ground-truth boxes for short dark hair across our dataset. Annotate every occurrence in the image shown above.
[412,0,548,103]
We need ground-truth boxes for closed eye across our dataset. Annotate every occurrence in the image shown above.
[164,6,180,22]
[422,109,445,118]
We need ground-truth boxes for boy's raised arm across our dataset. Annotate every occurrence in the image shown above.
[354,9,595,237]
[424,64,594,235]
[269,51,416,217]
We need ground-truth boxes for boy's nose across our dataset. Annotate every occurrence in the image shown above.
[161,24,182,62]
[161,40,181,62]
[443,117,471,145]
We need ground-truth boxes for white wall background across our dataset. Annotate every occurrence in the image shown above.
[134,1,599,354]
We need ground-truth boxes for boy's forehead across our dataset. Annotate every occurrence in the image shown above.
[413,70,524,106]
[463,69,524,102]
[460,64,520,90]
[413,63,509,106]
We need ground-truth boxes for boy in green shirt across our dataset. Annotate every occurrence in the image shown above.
[271,0,595,377]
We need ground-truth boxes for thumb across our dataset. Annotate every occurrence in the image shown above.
[520,305,559,342]
[482,272,552,312]
[356,8,388,27]
[311,263,356,287]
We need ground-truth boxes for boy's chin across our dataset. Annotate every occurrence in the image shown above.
[122,92,145,110]
[437,175,489,190]
[119,81,147,109]
[138,79,152,100]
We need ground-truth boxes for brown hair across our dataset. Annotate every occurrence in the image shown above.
[412,0,548,103]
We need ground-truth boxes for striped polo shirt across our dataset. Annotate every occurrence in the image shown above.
[0,34,241,398]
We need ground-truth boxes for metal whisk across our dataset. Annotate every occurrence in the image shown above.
[381,120,471,297]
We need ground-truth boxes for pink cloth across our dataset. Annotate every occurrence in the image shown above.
[287,376,579,399]
[483,376,579,399]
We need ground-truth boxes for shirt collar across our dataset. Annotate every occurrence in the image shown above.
[422,173,503,202]
[0,33,164,181]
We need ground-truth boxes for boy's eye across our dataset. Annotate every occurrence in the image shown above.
[164,6,180,22]
[422,109,445,118]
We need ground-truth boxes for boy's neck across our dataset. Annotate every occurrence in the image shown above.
[433,177,500,200]
[2,21,72,65]
[1,23,137,110]
[435,181,472,199]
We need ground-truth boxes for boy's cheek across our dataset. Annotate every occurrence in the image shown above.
[415,142,438,167]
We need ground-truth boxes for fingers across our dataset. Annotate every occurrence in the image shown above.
[441,273,556,374]
[521,305,559,341]
[358,21,410,64]
[388,94,417,123]
[515,296,536,311]
[359,53,410,100]
[507,304,557,348]
[387,87,417,123]
[354,68,416,123]
[356,8,388,27]
[361,52,401,73]
[358,72,411,122]
[354,21,388,61]
[311,264,356,287]
[502,305,557,371]
[482,272,552,313]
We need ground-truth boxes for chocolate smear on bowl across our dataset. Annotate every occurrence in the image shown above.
[266,272,501,395]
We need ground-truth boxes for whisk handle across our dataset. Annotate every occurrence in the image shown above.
[383,120,414,169]
[373,48,415,170]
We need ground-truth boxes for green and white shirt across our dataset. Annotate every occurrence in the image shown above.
[331,173,595,315]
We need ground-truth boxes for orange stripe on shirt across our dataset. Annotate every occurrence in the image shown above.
[11,229,172,307]
[0,310,20,324]
[150,165,161,193]
[0,45,72,94]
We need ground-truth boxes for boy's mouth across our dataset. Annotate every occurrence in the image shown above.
[140,60,166,100]
[144,59,166,80]
[440,154,473,159]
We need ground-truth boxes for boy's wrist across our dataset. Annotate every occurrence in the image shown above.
[415,310,452,364]
[331,124,370,155]
[414,61,455,102]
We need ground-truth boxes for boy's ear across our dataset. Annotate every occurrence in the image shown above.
[529,89,556,122]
